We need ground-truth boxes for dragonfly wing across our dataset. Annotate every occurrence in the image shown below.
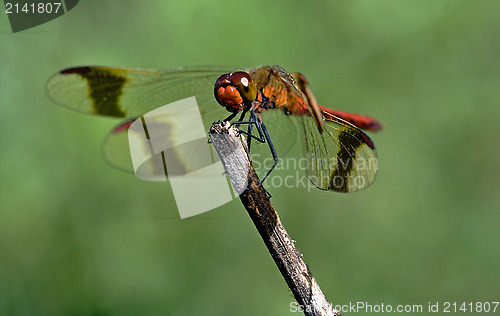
[47,65,242,175]
[46,65,240,130]
[102,120,135,174]
[103,118,224,179]
[301,114,378,193]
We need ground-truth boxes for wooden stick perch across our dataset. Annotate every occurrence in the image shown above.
[209,122,342,316]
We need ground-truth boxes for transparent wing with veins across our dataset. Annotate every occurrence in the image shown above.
[301,113,378,193]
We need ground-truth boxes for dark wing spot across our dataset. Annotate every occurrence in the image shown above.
[70,67,127,117]
[329,129,363,192]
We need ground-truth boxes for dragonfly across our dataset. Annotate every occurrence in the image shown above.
[46,65,382,193]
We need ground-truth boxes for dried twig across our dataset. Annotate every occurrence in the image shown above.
[209,122,341,316]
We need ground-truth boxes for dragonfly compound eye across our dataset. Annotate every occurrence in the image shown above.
[214,72,257,113]
[229,72,257,103]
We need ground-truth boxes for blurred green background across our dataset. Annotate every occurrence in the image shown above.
[1,1,499,315]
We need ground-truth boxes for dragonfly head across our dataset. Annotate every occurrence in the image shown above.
[214,72,257,113]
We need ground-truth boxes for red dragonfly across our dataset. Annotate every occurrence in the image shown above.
[46,65,382,193]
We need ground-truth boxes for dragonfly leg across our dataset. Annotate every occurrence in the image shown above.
[246,121,254,151]
[259,118,278,182]
[232,110,266,144]
[231,110,278,183]
[224,112,238,122]
[224,110,260,149]
[237,108,254,150]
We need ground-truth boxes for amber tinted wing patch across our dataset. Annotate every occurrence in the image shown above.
[301,114,378,193]
[330,129,365,192]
